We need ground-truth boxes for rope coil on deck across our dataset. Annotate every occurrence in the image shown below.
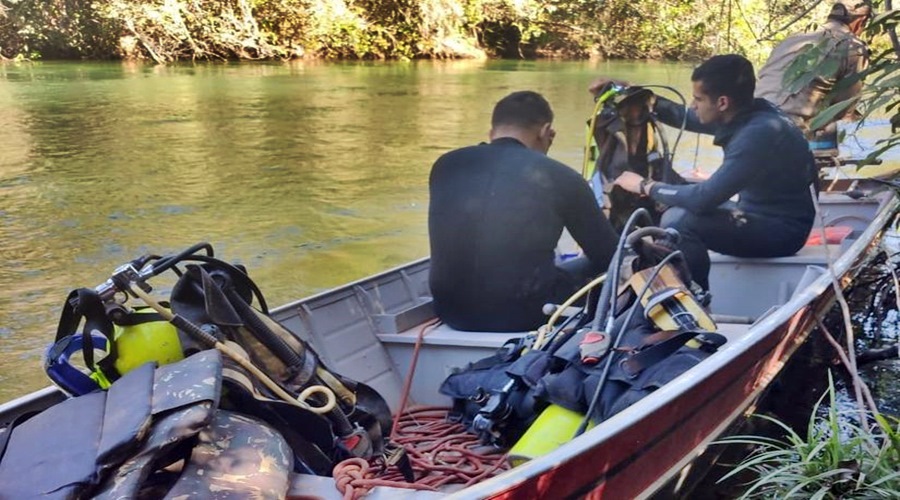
[333,407,510,498]
[333,457,437,500]
[333,320,509,498]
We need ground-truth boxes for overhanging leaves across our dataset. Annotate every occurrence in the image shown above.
[809,99,856,131]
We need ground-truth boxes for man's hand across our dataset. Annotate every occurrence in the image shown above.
[588,77,631,97]
[684,168,711,182]
[613,171,646,194]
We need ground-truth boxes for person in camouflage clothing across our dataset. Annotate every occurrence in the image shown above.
[756,0,871,151]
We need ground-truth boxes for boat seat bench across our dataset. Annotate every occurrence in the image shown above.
[704,191,881,319]
[376,324,527,406]
[708,243,848,319]
[373,239,849,407]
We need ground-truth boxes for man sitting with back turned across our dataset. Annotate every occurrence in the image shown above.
[428,91,618,332]
[590,55,816,294]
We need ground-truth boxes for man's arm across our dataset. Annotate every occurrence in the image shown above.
[587,78,715,136]
[644,129,767,213]
[830,36,869,118]
[654,96,718,135]
[558,171,618,274]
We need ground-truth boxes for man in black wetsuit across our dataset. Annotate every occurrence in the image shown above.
[590,54,816,293]
[428,91,618,332]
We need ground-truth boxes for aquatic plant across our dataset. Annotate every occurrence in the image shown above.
[717,373,900,499]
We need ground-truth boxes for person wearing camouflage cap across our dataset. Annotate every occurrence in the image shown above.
[755,0,871,152]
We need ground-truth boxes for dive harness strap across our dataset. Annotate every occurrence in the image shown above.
[52,288,173,390]
[620,330,727,378]
[55,288,118,383]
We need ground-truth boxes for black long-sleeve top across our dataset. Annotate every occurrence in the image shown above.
[650,97,816,225]
[428,138,618,332]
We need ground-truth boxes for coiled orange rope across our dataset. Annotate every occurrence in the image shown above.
[391,407,509,485]
[333,321,509,498]
[333,457,437,500]
[333,407,509,498]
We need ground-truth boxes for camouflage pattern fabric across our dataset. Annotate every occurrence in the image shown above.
[163,411,293,500]
[96,363,155,470]
[219,357,337,475]
[151,350,222,414]
[93,350,224,499]
[93,402,216,499]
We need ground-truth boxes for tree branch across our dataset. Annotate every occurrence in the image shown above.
[759,0,826,42]
[885,0,900,57]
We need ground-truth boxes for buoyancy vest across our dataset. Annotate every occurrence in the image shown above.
[439,252,725,447]
[0,350,294,499]
[587,86,685,231]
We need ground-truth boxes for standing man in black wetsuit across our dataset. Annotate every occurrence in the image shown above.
[589,55,816,294]
[428,91,618,332]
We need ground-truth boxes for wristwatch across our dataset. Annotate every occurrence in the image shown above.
[639,179,650,197]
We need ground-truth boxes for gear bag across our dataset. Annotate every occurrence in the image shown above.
[168,261,393,462]
[0,350,294,499]
[41,243,395,476]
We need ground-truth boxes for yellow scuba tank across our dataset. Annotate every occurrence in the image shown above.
[47,291,186,395]
[508,404,595,466]
[113,307,184,376]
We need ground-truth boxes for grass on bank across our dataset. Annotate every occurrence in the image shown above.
[716,373,900,499]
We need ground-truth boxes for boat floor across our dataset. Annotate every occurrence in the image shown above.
[295,321,753,499]
[289,472,447,499]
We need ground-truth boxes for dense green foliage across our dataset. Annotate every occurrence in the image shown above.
[0,0,842,62]
[787,3,900,167]
[841,5,900,163]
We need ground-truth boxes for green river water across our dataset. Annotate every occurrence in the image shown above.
[0,59,896,402]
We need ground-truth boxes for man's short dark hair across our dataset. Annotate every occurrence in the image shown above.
[491,91,554,129]
[691,54,756,110]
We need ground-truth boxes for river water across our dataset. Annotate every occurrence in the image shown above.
[0,59,897,402]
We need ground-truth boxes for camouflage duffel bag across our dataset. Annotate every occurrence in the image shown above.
[0,350,293,500]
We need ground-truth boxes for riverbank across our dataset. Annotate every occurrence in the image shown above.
[0,0,839,63]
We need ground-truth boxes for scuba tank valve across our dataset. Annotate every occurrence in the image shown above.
[579,331,611,365]
[472,379,516,445]
[95,262,156,303]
